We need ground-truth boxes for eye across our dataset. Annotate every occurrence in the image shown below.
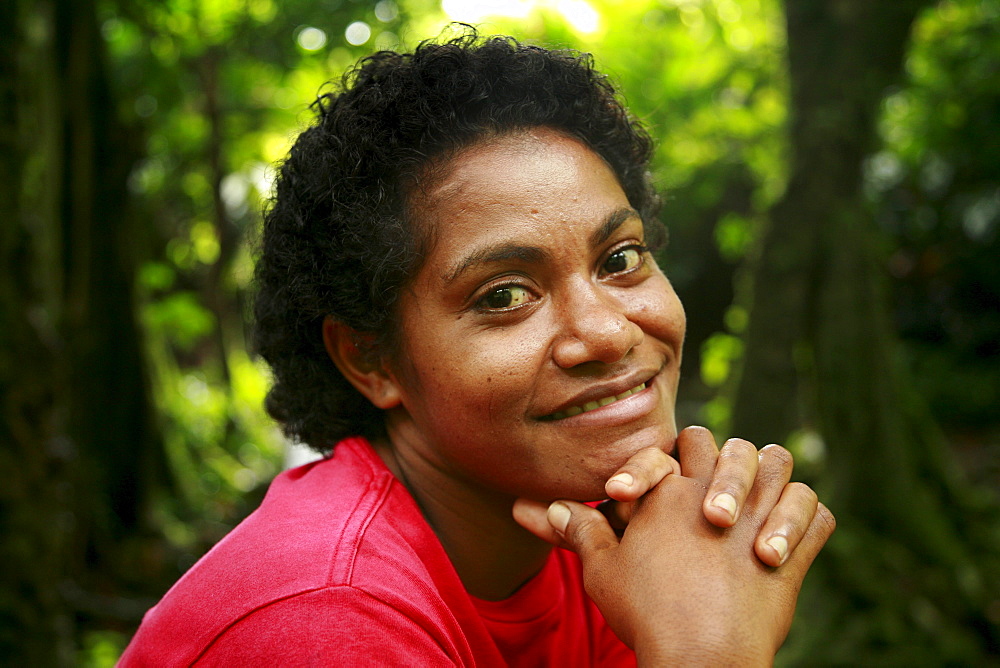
[478,285,534,310]
[602,246,645,275]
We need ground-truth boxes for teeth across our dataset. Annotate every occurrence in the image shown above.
[548,382,646,420]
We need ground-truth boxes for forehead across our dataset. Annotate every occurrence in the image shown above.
[428,128,615,196]
[408,128,630,257]
[428,130,596,196]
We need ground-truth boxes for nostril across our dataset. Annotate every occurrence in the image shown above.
[552,310,643,368]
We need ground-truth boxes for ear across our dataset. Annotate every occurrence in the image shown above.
[322,316,402,410]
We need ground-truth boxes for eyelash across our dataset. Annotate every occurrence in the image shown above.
[474,279,535,313]
[471,242,650,313]
[601,243,649,276]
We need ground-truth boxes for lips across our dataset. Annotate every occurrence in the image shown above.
[538,370,659,421]
[544,382,647,420]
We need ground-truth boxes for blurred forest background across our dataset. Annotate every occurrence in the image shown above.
[3,0,999,664]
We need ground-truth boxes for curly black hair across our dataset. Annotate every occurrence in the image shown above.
[253,29,663,453]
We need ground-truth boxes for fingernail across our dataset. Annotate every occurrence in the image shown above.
[767,535,789,564]
[710,492,738,522]
[608,472,634,490]
[547,502,571,534]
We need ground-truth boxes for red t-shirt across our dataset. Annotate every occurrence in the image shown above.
[120,437,636,666]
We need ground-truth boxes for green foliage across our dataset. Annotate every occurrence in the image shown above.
[700,332,743,388]
[98,0,411,567]
[714,211,754,260]
[869,0,1000,430]
[77,631,128,668]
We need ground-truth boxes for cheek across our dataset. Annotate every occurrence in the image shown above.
[628,280,686,344]
[664,292,687,343]
[406,335,537,425]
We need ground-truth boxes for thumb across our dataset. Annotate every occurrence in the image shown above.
[512,498,572,550]
[547,500,621,562]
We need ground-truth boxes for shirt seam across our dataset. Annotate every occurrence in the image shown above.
[327,438,397,587]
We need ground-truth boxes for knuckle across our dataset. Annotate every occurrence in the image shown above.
[573,515,617,550]
[638,446,667,468]
[644,472,701,505]
[624,446,664,473]
[816,503,837,533]
[682,425,713,438]
[568,505,600,530]
[678,425,718,450]
[564,512,593,539]
[787,481,818,505]
[639,444,666,459]
[717,446,752,466]
[722,438,757,457]
[760,443,794,468]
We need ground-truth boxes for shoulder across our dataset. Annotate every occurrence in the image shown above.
[121,438,467,666]
[198,586,461,666]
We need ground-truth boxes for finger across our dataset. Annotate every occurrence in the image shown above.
[512,498,573,550]
[605,446,681,502]
[546,500,620,562]
[752,482,818,566]
[777,501,836,574]
[743,443,795,515]
[674,425,720,482]
[702,438,759,527]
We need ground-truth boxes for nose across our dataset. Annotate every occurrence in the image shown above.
[551,282,644,368]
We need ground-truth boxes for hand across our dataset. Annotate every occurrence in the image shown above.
[512,426,835,664]
[514,426,824,567]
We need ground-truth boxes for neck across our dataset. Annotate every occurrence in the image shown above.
[373,439,552,601]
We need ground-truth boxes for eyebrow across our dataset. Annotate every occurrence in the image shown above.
[590,207,642,247]
[443,207,642,285]
[444,244,547,285]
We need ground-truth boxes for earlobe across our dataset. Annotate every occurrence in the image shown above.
[322,316,403,410]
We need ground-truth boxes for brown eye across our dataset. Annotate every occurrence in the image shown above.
[603,247,642,275]
[480,285,532,310]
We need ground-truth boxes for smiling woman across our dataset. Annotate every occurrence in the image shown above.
[379,129,684,509]
[120,30,834,666]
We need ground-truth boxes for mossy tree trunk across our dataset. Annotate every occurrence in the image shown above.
[1,0,163,663]
[731,0,999,661]
[0,3,73,661]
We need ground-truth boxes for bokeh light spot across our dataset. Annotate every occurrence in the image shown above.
[375,0,399,23]
[296,26,328,51]
[345,21,372,46]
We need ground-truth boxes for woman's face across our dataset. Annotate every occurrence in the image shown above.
[383,128,685,502]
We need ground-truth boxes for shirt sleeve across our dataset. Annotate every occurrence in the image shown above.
[194,586,460,667]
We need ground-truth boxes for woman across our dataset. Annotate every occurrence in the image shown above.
[122,32,834,665]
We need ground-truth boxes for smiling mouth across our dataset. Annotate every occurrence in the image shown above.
[542,382,648,421]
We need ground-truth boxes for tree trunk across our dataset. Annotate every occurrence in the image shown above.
[1,0,163,662]
[1,1,76,662]
[731,0,999,661]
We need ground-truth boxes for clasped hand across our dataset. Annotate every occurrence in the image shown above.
[512,426,835,665]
